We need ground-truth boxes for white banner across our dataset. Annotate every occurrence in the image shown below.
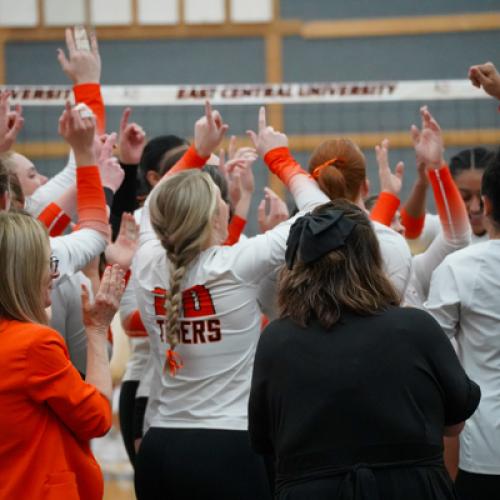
[0,79,488,106]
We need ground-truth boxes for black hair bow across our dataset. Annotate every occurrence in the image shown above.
[285,210,356,269]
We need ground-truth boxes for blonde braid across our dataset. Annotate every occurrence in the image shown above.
[164,253,186,350]
[149,170,218,375]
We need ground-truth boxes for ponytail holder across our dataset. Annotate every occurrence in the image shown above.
[164,348,184,376]
[311,157,341,179]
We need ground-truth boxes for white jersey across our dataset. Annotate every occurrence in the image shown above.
[135,173,329,431]
[135,219,302,430]
[25,151,76,218]
[120,270,150,383]
[425,240,500,474]
[371,221,412,299]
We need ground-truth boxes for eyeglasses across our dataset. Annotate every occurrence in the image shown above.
[50,255,59,275]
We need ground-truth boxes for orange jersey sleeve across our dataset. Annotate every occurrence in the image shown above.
[223,215,246,246]
[167,144,209,177]
[263,147,308,187]
[370,192,400,227]
[73,83,106,135]
[400,207,426,239]
[77,165,109,236]
[428,165,469,240]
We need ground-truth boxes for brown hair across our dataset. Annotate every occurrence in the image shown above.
[278,199,399,329]
[308,138,366,201]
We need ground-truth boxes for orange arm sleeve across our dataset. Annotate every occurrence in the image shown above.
[263,147,308,187]
[167,144,209,178]
[38,202,72,236]
[370,192,400,227]
[400,207,426,239]
[73,83,106,135]
[428,165,469,240]
[77,165,109,236]
[223,215,246,246]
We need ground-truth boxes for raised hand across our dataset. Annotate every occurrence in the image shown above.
[375,138,404,197]
[58,101,96,164]
[98,133,124,192]
[0,92,24,153]
[219,146,258,207]
[257,187,289,233]
[247,106,288,157]
[57,27,101,84]
[469,62,500,100]
[82,264,125,333]
[410,106,444,172]
[118,107,146,165]
[194,101,229,157]
[105,213,139,270]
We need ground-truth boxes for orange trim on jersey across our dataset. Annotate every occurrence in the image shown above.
[73,83,106,135]
[428,165,469,240]
[167,144,209,178]
[224,215,246,246]
[76,165,109,236]
[38,202,71,236]
[123,310,147,338]
[51,212,71,237]
[400,207,425,239]
[370,192,400,227]
[263,147,308,187]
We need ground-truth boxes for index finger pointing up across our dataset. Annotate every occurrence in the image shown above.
[205,100,214,128]
[65,27,77,56]
[258,106,267,133]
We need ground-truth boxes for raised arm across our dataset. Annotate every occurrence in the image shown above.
[58,27,105,133]
[248,106,329,212]
[400,106,440,240]
[139,102,228,244]
[0,91,24,154]
[370,138,404,226]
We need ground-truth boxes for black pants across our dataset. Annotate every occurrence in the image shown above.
[118,381,147,467]
[455,469,500,500]
[135,427,272,500]
[119,381,139,465]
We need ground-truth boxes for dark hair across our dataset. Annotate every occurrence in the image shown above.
[158,144,189,177]
[278,200,399,329]
[138,135,188,191]
[364,194,379,211]
[202,164,229,206]
[449,147,495,178]
[481,149,500,226]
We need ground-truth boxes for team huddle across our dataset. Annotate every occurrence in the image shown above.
[0,26,500,500]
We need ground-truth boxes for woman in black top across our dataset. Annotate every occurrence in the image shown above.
[249,200,480,500]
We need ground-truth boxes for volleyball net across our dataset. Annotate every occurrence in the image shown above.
[2,78,500,215]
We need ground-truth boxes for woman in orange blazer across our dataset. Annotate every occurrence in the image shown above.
[0,212,125,500]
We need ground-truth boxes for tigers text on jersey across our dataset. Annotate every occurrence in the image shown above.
[134,218,297,431]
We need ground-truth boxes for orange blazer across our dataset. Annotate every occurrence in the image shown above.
[0,319,112,500]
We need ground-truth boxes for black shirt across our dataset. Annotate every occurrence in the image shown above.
[249,306,480,499]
